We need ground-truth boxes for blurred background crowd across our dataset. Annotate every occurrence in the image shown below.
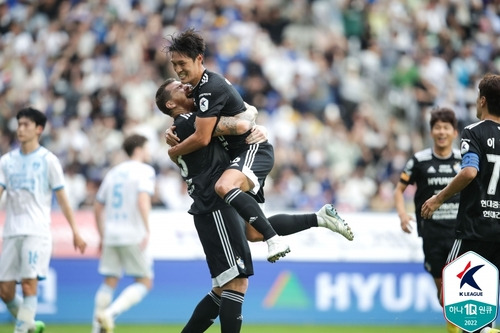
[0,0,494,212]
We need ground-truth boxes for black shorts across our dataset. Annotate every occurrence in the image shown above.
[194,206,254,287]
[446,239,500,271]
[422,236,456,278]
[226,142,274,203]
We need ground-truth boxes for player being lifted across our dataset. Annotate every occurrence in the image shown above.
[163,28,352,262]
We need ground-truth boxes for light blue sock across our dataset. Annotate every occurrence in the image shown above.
[6,294,22,317]
[107,283,148,317]
[15,295,37,333]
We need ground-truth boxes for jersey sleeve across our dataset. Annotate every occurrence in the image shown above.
[399,156,416,185]
[47,153,66,190]
[95,174,110,203]
[460,127,481,157]
[195,79,230,118]
[174,113,196,141]
[0,155,6,188]
[138,165,155,195]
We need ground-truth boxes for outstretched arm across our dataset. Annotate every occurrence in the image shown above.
[421,166,476,219]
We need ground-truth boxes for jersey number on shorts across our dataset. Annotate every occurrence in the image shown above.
[29,250,38,265]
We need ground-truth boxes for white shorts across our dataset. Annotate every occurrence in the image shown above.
[0,236,52,282]
[98,244,153,279]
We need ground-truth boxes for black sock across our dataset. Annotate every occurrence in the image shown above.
[181,290,221,333]
[224,188,276,240]
[268,213,318,235]
[219,290,244,333]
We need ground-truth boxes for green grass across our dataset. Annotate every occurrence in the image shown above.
[0,323,446,332]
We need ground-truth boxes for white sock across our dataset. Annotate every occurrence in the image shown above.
[15,295,37,333]
[6,294,22,318]
[92,283,115,331]
[107,283,148,318]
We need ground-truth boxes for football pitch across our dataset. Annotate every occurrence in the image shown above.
[0,323,446,332]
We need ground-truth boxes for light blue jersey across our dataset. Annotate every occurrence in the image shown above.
[96,160,155,245]
[0,146,65,238]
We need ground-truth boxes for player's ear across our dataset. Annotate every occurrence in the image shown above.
[166,100,176,109]
[36,124,44,136]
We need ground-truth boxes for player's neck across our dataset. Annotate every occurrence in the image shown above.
[433,146,452,158]
[191,68,206,89]
[20,140,40,155]
[482,113,500,123]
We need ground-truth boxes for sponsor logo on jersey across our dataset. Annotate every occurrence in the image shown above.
[439,164,453,173]
[427,166,437,173]
[199,97,209,112]
[427,176,454,186]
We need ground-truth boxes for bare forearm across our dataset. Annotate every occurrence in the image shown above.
[435,168,476,203]
[94,202,105,238]
[56,190,79,233]
[394,187,407,218]
[169,133,208,156]
[138,193,151,233]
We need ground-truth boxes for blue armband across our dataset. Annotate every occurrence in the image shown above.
[462,152,479,170]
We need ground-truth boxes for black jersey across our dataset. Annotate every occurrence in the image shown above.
[400,147,461,238]
[192,69,251,158]
[173,112,230,215]
[456,120,500,241]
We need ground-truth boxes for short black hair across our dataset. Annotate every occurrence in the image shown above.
[429,107,457,129]
[155,78,177,117]
[167,28,205,61]
[16,107,47,129]
[122,134,148,157]
[479,73,500,116]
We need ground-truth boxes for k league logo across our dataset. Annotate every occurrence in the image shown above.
[457,261,484,293]
[443,251,498,332]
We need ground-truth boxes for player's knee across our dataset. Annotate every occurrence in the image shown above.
[0,284,14,303]
[20,279,37,296]
[223,278,248,294]
[136,278,152,291]
[214,181,228,197]
[215,175,250,197]
[215,179,238,198]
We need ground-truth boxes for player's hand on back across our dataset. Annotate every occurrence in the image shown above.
[246,125,268,144]
[165,126,180,146]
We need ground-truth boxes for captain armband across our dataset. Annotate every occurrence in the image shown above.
[461,152,479,170]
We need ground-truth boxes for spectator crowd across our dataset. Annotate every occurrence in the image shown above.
[0,0,495,212]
